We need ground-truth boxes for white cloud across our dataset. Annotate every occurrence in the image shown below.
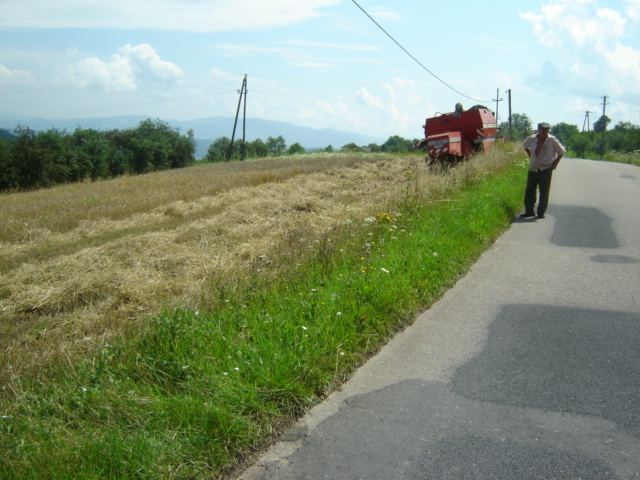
[293,62,334,69]
[0,0,345,32]
[212,44,290,58]
[209,68,235,82]
[286,78,434,139]
[65,44,183,92]
[627,0,640,22]
[278,40,378,52]
[370,8,402,22]
[124,44,184,84]
[0,64,35,85]
[521,0,640,99]
[380,78,424,134]
[316,95,365,129]
[355,88,384,109]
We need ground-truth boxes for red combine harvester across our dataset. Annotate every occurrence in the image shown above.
[414,104,499,165]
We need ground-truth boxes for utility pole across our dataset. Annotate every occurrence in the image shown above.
[599,95,609,159]
[582,111,590,133]
[507,89,513,141]
[228,74,248,161]
[242,75,247,160]
[493,88,503,124]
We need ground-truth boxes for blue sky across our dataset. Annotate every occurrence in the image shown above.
[1,0,639,139]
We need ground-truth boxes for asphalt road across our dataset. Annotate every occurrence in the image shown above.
[237,158,640,480]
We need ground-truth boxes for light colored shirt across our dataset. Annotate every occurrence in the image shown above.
[522,134,566,171]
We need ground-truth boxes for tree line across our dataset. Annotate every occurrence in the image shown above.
[4,112,636,193]
[205,135,305,162]
[206,134,419,162]
[0,119,196,192]
[1,120,420,193]
[500,113,640,158]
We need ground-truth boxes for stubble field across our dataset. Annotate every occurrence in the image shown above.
[1,152,453,384]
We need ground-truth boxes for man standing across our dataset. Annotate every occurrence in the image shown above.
[520,122,566,219]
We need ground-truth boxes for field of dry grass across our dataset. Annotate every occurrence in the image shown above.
[1,152,457,385]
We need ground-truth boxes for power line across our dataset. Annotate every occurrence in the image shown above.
[351,0,489,103]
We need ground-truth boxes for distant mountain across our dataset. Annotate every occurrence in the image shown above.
[0,114,386,158]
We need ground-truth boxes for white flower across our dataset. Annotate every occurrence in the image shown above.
[336,312,342,316]
[433,252,438,257]
[381,268,390,274]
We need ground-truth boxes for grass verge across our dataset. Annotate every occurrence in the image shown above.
[566,149,640,167]
[0,153,526,479]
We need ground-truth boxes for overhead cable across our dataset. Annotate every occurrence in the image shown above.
[351,0,489,103]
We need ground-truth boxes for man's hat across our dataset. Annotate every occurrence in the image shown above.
[538,122,551,129]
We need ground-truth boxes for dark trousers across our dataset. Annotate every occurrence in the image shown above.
[524,168,553,216]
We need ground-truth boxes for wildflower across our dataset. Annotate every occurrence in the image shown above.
[337,312,342,316]
[433,252,438,257]
[381,268,390,274]
[301,326,308,330]
[234,367,240,371]
[376,212,393,223]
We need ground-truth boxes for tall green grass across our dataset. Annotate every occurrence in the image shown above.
[566,149,640,167]
[0,156,526,479]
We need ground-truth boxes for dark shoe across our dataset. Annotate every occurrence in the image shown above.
[519,212,535,218]
[537,214,545,219]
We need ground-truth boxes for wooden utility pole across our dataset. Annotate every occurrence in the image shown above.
[242,75,247,160]
[493,88,503,124]
[599,95,609,159]
[507,89,513,141]
[582,111,590,133]
[228,74,248,161]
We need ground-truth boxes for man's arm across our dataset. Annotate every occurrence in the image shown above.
[551,137,566,170]
[522,137,533,158]
[552,154,563,170]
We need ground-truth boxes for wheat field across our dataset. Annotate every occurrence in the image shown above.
[1,152,465,384]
